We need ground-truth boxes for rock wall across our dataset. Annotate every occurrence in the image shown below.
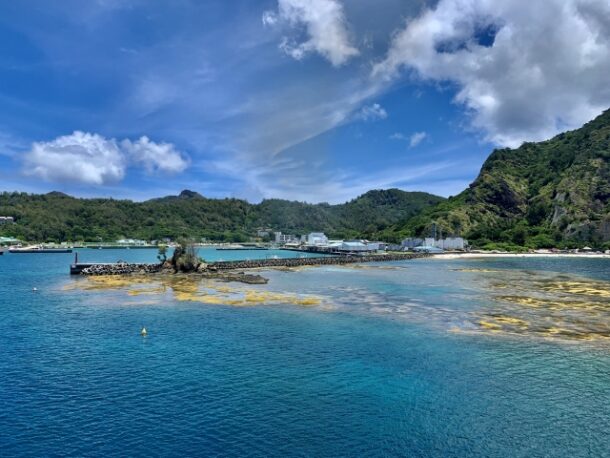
[208,253,426,270]
[81,263,161,275]
[78,253,428,275]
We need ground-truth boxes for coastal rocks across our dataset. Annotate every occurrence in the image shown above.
[207,253,425,271]
[80,263,161,275]
[77,254,426,283]
[203,272,268,284]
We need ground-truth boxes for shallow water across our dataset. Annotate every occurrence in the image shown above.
[1,251,609,456]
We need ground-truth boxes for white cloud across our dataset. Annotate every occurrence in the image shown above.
[389,132,406,140]
[22,132,189,185]
[121,136,189,174]
[23,131,126,185]
[357,103,388,121]
[409,131,427,147]
[373,0,610,147]
[263,0,359,66]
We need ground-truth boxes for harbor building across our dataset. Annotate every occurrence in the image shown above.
[401,238,424,249]
[274,232,297,244]
[402,236,468,251]
[307,232,328,246]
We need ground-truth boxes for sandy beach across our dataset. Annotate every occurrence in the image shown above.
[432,252,610,260]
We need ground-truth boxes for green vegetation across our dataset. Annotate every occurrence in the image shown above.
[2,110,608,249]
[392,109,610,248]
[170,239,203,272]
[0,189,443,243]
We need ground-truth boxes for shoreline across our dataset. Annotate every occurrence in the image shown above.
[430,252,610,260]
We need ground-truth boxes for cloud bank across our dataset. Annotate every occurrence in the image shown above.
[373,0,610,146]
[23,132,188,185]
[263,0,359,66]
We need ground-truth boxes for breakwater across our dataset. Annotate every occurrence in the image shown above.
[75,263,161,275]
[207,253,427,270]
[71,253,427,275]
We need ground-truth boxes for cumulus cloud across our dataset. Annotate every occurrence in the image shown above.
[23,131,188,185]
[23,131,126,185]
[409,131,427,148]
[373,0,610,146]
[357,103,388,121]
[263,0,359,66]
[121,136,188,174]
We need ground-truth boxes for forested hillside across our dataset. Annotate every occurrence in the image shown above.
[394,109,610,249]
[0,189,443,242]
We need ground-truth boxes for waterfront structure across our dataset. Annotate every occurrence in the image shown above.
[116,238,148,246]
[403,236,467,251]
[401,238,424,249]
[0,236,20,245]
[337,240,384,253]
[424,237,467,250]
[307,232,328,246]
[274,232,297,244]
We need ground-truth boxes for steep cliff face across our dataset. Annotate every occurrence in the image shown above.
[400,109,610,248]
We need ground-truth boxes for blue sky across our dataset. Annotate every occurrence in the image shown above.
[1,0,609,203]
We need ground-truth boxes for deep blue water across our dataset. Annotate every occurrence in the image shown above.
[1,251,609,457]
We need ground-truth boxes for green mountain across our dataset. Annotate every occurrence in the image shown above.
[396,109,610,249]
[0,188,443,242]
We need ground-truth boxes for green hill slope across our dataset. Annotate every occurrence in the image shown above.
[397,109,610,249]
[0,189,443,242]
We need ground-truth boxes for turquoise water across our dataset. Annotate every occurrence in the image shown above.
[1,251,609,457]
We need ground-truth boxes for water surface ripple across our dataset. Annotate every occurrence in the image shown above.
[1,250,609,457]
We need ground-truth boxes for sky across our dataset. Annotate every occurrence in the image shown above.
[1,0,609,203]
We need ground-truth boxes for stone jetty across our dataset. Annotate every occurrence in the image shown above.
[72,253,427,276]
[207,253,426,271]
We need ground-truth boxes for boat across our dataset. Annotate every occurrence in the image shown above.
[9,245,73,254]
[0,247,6,255]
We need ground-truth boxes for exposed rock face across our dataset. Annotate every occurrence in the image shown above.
[402,109,610,245]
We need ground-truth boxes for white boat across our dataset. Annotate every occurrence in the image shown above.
[9,245,73,254]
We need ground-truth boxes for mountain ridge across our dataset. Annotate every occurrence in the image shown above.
[394,109,610,249]
[0,188,444,242]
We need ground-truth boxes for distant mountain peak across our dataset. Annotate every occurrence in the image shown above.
[45,191,69,198]
[178,190,203,199]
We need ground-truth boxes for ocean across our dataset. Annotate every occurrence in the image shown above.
[1,249,609,457]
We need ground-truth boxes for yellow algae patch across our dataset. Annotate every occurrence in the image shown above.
[67,274,327,309]
[492,316,529,327]
[479,320,502,330]
[174,287,324,308]
[535,280,610,298]
[453,268,502,273]
[63,275,157,291]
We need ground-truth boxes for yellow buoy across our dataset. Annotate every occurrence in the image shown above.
[141,327,148,336]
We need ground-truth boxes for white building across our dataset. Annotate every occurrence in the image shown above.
[340,241,368,252]
[0,216,14,224]
[424,237,467,250]
[401,238,424,249]
[307,232,328,246]
[274,232,296,244]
